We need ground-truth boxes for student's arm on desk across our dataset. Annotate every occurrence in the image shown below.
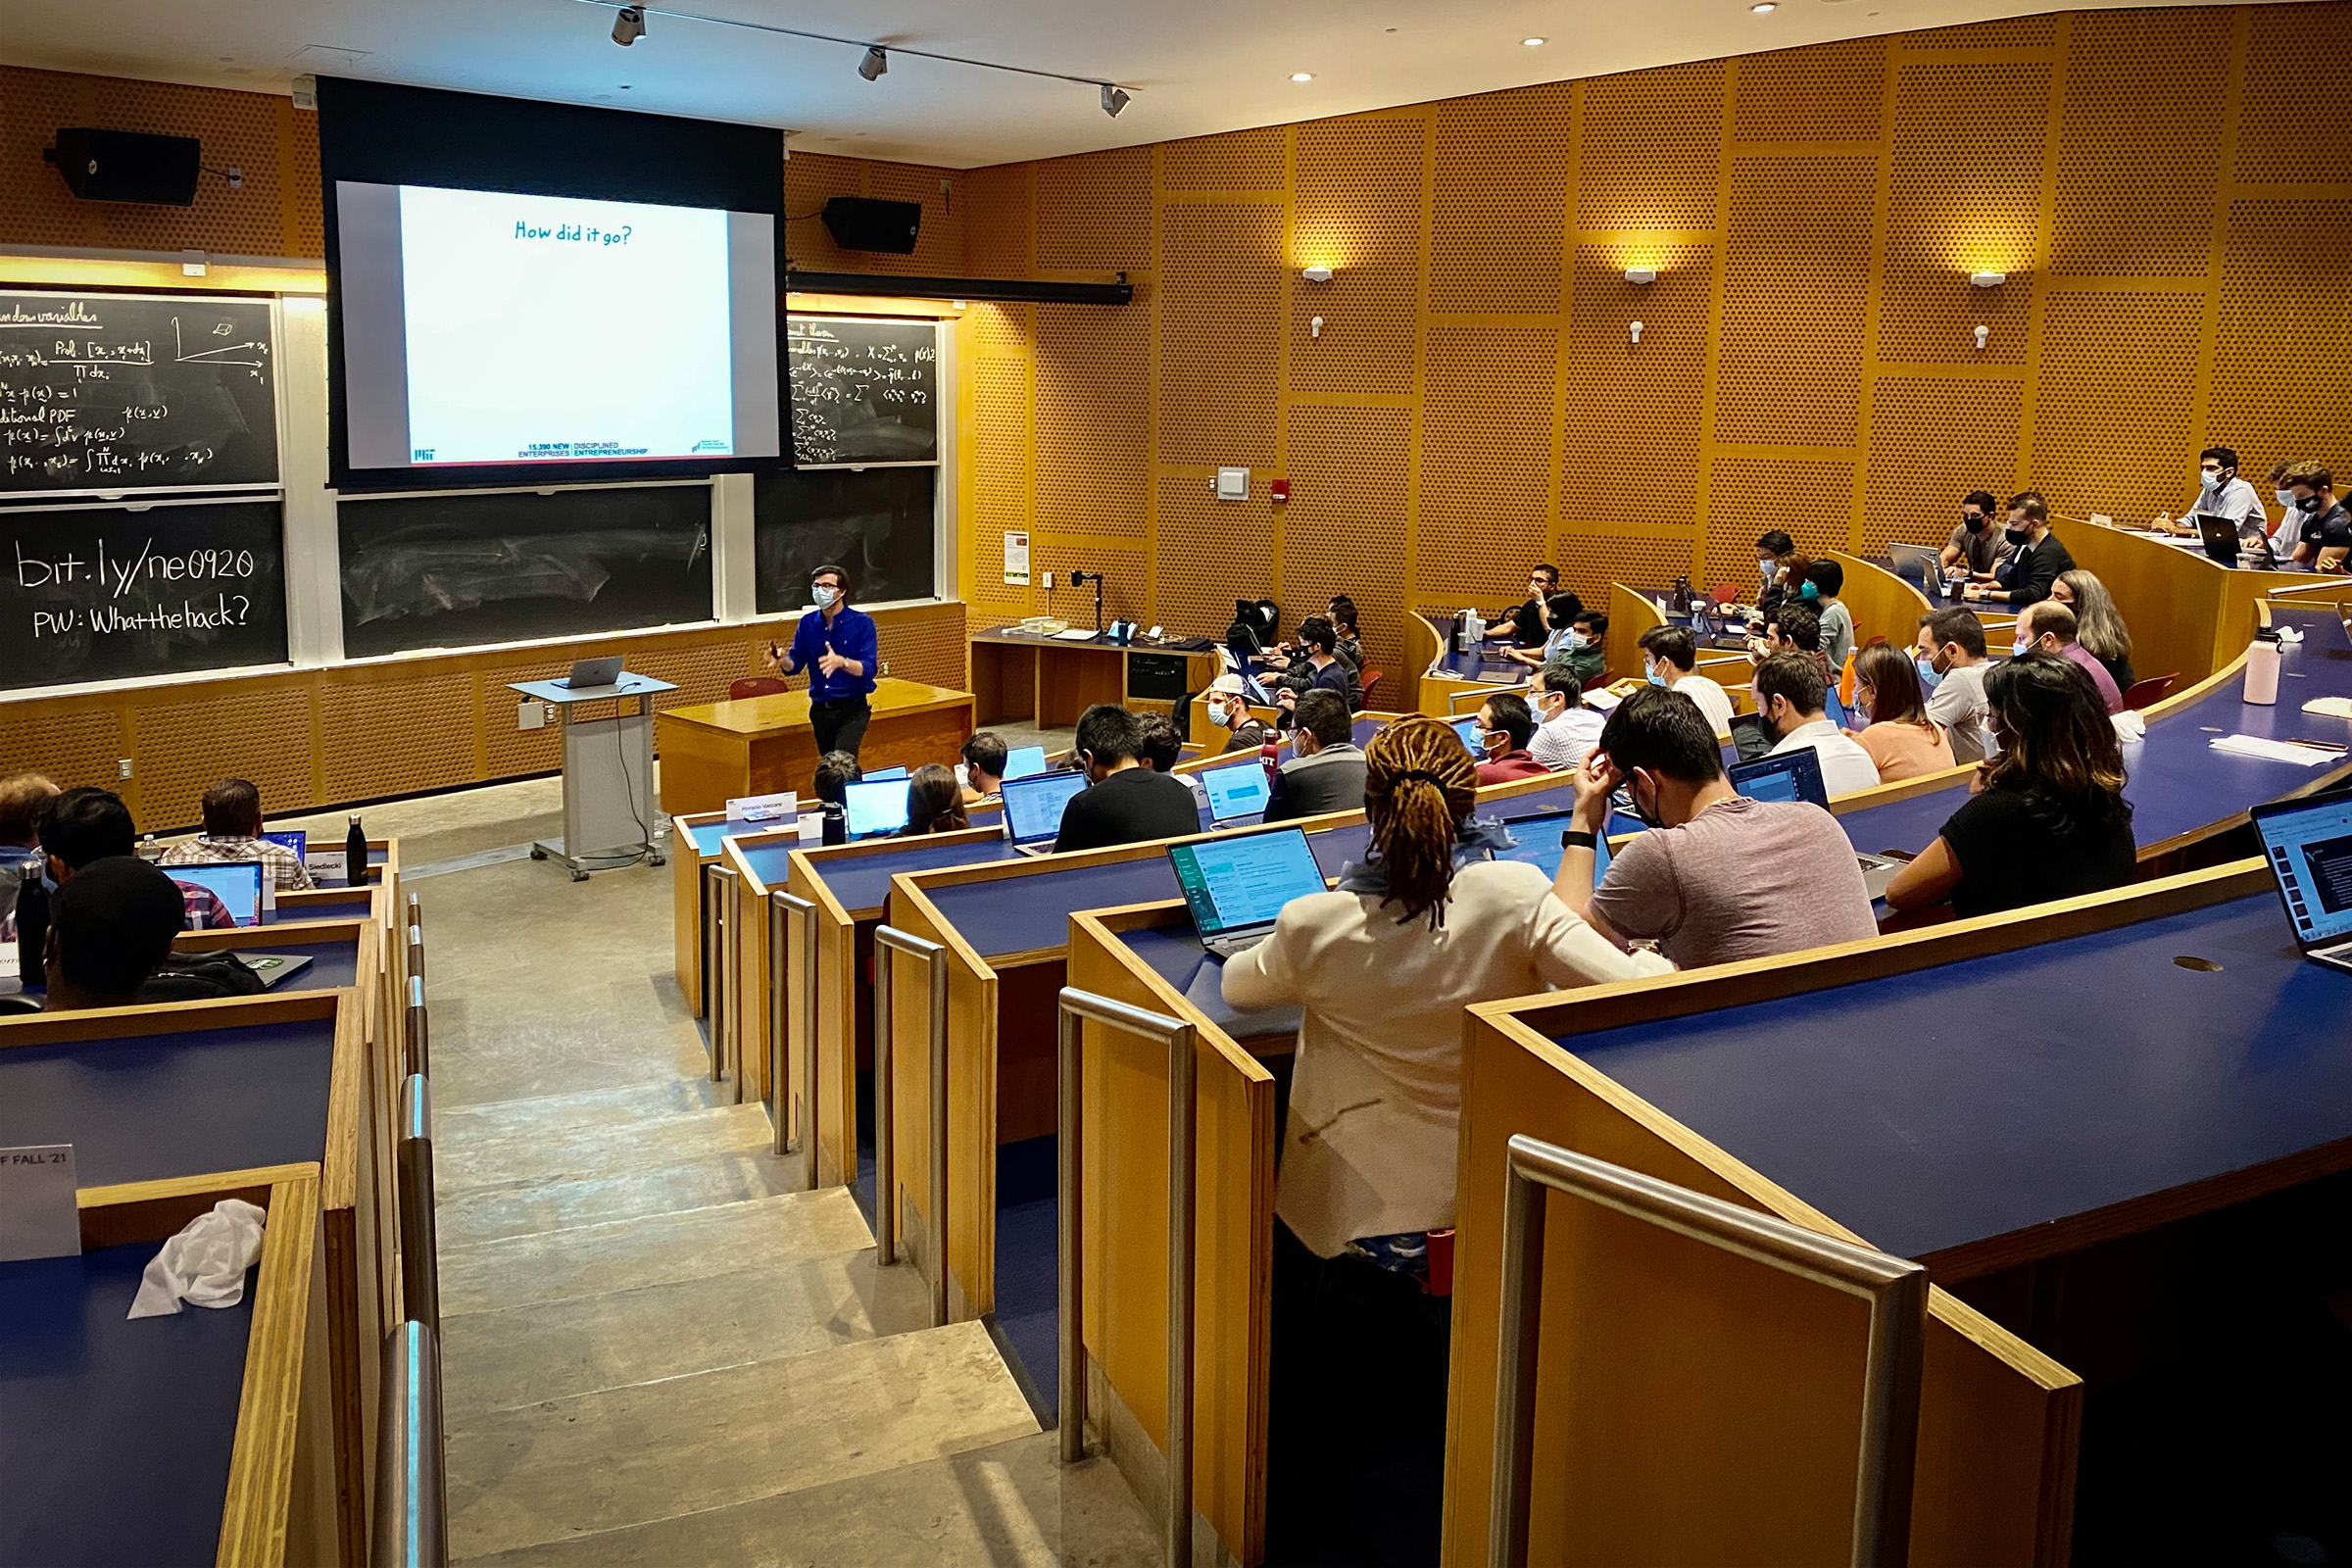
[1883,835,1962,913]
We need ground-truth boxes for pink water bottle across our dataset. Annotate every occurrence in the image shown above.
[2244,629,2281,706]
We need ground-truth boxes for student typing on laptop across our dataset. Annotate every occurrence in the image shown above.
[1218,715,1666,1566]
[160,777,316,891]
[1262,691,1366,823]
[1053,706,1202,854]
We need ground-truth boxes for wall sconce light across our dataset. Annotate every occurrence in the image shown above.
[1970,270,2007,288]
[1623,267,1657,285]
[1973,323,1990,350]
[1300,265,1334,283]
[1310,315,1325,339]
[1629,320,1644,344]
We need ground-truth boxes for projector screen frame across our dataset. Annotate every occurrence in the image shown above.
[318,76,790,492]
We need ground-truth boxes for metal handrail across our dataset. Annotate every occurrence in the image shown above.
[372,1319,448,1568]
[404,973,429,1079]
[1055,987,1200,1568]
[406,892,421,933]
[769,891,818,1183]
[699,861,721,1023]
[1448,681,1530,712]
[407,927,424,982]
[872,924,949,1329]
[710,864,738,1096]
[1488,1135,1927,1568]
[398,1073,439,1332]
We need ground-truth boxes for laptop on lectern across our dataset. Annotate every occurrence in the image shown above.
[560,656,625,689]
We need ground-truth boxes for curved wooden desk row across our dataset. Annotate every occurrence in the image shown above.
[0,854,409,1567]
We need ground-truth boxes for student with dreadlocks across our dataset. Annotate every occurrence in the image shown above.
[1220,715,1668,1566]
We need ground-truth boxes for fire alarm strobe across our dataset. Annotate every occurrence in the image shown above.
[1269,478,1291,504]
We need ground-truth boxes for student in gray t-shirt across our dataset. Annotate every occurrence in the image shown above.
[1548,686,1879,971]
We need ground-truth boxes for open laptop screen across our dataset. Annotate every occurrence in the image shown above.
[1002,746,1050,782]
[1002,770,1090,846]
[1168,828,1328,938]
[862,766,909,783]
[172,860,266,928]
[2254,791,2352,948]
[1730,748,1830,809]
[1496,808,1611,887]
[1201,763,1272,822]
[842,779,910,839]
[261,829,307,861]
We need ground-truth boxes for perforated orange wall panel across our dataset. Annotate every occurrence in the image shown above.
[1716,155,1877,447]
[2051,9,2231,277]
[2033,291,2207,522]
[1429,84,1574,315]
[1036,148,1151,272]
[1283,406,1414,679]
[1294,117,1425,396]
[1420,322,1558,608]
[1157,202,1284,466]
[1862,378,2026,558]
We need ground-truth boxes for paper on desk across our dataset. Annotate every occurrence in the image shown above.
[2303,697,2352,719]
[2209,734,2340,767]
[128,1199,266,1318]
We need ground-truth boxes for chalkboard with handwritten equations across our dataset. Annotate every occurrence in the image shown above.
[787,316,937,466]
[0,498,289,691]
[0,289,279,499]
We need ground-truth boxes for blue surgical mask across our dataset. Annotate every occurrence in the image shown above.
[1799,580,1820,601]
[1914,654,1942,693]
[2199,469,2222,490]
[812,584,840,609]
[1646,664,1667,687]
[2277,488,2296,508]
[1566,630,1590,650]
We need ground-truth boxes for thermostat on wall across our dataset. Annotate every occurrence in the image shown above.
[1214,466,1250,501]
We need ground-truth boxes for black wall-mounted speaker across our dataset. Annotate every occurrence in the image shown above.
[820,196,921,255]
[43,127,203,206]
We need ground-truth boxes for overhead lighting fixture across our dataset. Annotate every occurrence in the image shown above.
[1291,72,1315,82]
[1623,267,1658,284]
[1970,270,2008,287]
[859,45,888,79]
[1522,36,1547,45]
[611,4,645,44]
[1102,83,1130,117]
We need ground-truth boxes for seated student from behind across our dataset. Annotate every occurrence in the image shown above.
[0,772,60,933]
[1753,652,1881,795]
[1472,693,1548,783]
[899,764,971,837]
[1528,657,1607,771]
[39,856,189,1013]
[1551,686,1878,968]
[1054,705,1203,854]
[1136,712,1184,773]
[34,787,233,931]
[2015,602,2123,714]
[1222,716,1665,1564]
[958,732,1010,805]
[811,751,860,846]
[1201,674,1272,754]
[1916,608,1995,764]
[1636,626,1737,736]
[1847,643,1954,782]
[1885,651,2135,918]
[161,777,316,891]
[1264,690,1367,822]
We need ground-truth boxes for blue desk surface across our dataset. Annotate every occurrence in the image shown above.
[1558,894,2352,1269]
[1115,925,1303,1038]
[0,1241,253,1567]
[1836,604,2352,856]
[799,836,1025,915]
[1432,642,1531,683]
[0,1020,335,1187]
[251,936,361,993]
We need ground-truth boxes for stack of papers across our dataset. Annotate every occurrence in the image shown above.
[2209,734,2342,766]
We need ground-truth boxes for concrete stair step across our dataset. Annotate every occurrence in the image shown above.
[436,1100,774,1196]
[433,1078,729,1149]
[435,1145,802,1250]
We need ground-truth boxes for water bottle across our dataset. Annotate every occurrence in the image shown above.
[136,832,161,861]
[16,862,48,988]
[345,814,368,886]
[2244,629,2282,707]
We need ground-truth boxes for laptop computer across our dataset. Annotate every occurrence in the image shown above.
[863,766,910,783]
[234,953,317,989]
[2192,514,2263,568]
[260,829,306,862]
[1731,751,1907,897]
[1888,542,1944,595]
[1497,808,1611,886]
[1200,762,1273,824]
[1002,745,1050,782]
[560,656,625,689]
[2252,790,2352,974]
[842,779,911,840]
[1168,828,1331,959]
[170,860,266,928]
[1002,769,1092,856]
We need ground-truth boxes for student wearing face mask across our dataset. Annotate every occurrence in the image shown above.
[1552,686,1877,970]
[2265,460,2307,556]
[1941,491,2013,579]
[1964,492,2073,610]
[1752,652,1881,795]
[1635,625,1736,737]
[1915,608,1994,764]
[1800,560,1854,672]
[1472,693,1549,783]
[1054,706,1204,854]
[1503,591,1586,668]
[1846,643,1954,782]
[1202,674,1273,754]
[2157,447,2265,537]
[1755,530,1798,617]
[1527,657,1608,770]
[2281,462,2352,571]
[764,563,879,760]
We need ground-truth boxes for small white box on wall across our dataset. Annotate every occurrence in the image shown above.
[1214,466,1250,502]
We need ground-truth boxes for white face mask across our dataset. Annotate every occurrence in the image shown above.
[1565,630,1590,650]
[2200,469,2222,489]
[812,584,840,609]
[1759,558,1776,575]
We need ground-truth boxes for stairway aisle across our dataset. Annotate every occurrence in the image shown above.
[397,798,1157,1567]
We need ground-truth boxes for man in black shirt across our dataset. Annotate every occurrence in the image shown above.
[1266,617,1361,712]
[1054,706,1204,854]
[1262,691,1367,823]
[2282,462,2352,571]
[1483,564,1560,648]
[1966,491,2074,610]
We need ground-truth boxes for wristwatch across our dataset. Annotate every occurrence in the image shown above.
[1561,830,1598,850]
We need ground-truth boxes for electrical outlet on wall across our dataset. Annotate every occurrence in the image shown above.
[1043,570,1055,591]
[518,701,546,731]
[118,758,133,779]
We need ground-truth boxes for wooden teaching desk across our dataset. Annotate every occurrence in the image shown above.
[654,678,975,817]
[969,627,1219,728]
[1406,612,1532,716]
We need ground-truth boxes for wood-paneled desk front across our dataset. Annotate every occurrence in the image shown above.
[1,1166,333,1567]
[654,679,976,817]
[0,991,383,1564]
[969,627,1219,729]
[2046,515,2317,688]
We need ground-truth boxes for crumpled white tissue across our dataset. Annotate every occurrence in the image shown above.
[2112,709,2147,743]
[127,1199,267,1319]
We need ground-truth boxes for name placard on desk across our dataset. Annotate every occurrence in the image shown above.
[0,1145,80,1262]
[727,791,798,824]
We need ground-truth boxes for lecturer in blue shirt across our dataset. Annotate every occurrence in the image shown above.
[763,563,880,760]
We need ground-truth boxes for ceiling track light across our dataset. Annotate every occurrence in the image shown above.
[579,0,1129,113]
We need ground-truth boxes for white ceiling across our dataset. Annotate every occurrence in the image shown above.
[3,0,2242,169]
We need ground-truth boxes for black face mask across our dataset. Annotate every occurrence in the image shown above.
[1628,774,1665,831]
[1962,513,1985,533]
[2298,495,2325,514]
[2005,525,2032,545]
[1754,707,1781,746]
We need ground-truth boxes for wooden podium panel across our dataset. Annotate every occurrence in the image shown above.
[654,678,975,817]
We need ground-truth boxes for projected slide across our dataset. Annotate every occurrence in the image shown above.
[335,181,780,472]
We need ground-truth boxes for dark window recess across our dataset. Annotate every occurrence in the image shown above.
[755,466,936,612]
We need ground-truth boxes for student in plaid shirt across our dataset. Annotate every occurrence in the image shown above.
[161,778,316,892]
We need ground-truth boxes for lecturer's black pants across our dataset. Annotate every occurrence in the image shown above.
[809,697,871,761]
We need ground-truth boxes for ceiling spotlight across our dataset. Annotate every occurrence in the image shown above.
[859,45,889,80]
[1102,83,1130,117]
[611,5,645,45]
[1522,36,1547,45]
[1291,72,1315,82]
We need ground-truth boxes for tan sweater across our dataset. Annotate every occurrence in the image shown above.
[1220,859,1672,1256]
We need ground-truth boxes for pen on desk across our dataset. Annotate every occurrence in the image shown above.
[2286,738,2350,753]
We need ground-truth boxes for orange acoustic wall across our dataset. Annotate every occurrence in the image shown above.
[928,1,2352,685]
